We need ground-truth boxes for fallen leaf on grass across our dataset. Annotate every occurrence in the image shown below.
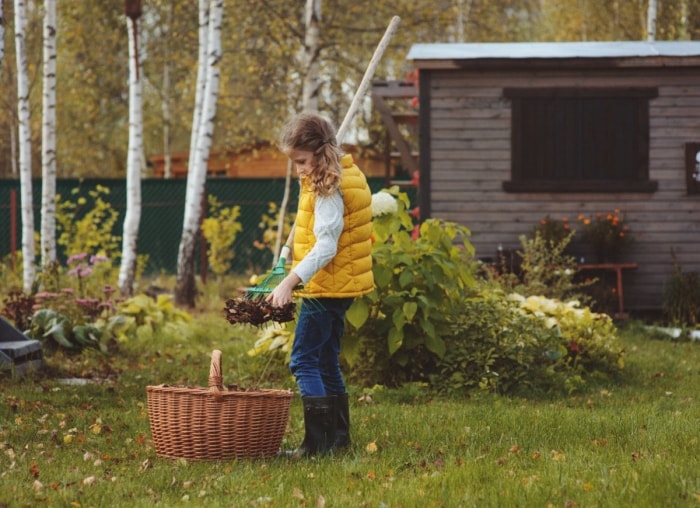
[550,450,566,462]
[292,487,304,500]
[365,441,377,453]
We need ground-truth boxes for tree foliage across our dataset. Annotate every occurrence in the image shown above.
[1,0,700,178]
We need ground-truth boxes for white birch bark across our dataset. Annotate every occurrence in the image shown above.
[161,3,173,179]
[41,0,57,267]
[175,0,223,307]
[186,0,209,191]
[15,0,35,293]
[118,14,144,296]
[273,0,322,264]
[301,0,321,113]
[646,0,657,41]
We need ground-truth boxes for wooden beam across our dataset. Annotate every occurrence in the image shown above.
[372,93,419,175]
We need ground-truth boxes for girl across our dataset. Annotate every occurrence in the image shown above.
[266,112,374,459]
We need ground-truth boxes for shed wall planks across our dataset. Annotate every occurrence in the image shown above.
[424,67,700,311]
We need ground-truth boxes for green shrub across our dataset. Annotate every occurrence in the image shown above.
[663,261,700,327]
[100,294,192,343]
[435,291,565,395]
[492,230,592,304]
[55,185,121,268]
[201,195,243,286]
[27,308,105,352]
[434,291,625,396]
[343,188,479,386]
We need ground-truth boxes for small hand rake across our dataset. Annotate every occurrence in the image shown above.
[245,245,291,301]
[224,247,296,326]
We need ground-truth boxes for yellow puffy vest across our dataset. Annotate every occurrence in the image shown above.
[292,154,374,298]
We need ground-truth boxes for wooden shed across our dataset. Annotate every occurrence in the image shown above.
[407,41,700,312]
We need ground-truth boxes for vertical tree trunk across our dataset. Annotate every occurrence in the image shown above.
[646,0,657,41]
[301,0,321,113]
[41,0,58,267]
[273,0,322,264]
[678,0,688,40]
[187,0,210,187]
[175,0,223,307]
[15,0,35,293]
[161,3,173,179]
[118,13,144,296]
[175,0,210,306]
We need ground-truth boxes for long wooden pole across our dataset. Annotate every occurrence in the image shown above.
[273,15,401,265]
[336,15,401,144]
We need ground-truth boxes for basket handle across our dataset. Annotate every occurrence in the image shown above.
[208,349,224,392]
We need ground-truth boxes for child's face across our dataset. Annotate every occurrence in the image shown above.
[287,149,316,177]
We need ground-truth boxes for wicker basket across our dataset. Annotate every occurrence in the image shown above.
[146,349,293,460]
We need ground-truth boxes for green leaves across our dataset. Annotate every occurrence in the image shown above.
[346,299,370,329]
[344,188,478,385]
[29,308,101,351]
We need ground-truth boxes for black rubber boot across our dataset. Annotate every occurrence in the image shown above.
[288,396,336,460]
[332,393,350,451]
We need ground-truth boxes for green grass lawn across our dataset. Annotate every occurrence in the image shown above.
[1,319,698,507]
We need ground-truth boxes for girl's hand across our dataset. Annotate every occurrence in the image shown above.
[265,273,302,307]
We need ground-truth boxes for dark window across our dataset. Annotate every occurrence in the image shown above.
[503,87,658,193]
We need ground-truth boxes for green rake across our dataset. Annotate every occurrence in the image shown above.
[245,246,291,301]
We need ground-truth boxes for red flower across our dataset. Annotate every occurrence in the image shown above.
[411,224,420,240]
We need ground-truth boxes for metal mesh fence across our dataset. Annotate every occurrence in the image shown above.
[0,177,413,276]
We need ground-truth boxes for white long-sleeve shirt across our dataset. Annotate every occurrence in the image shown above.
[292,191,344,284]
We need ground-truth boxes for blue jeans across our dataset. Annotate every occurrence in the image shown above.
[289,297,354,397]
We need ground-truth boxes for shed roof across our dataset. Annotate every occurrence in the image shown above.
[407,41,700,69]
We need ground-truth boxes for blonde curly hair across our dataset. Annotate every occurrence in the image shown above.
[279,113,342,197]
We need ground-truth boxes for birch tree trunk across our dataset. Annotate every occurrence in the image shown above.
[646,0,657,41]
[273,0,322,264]
[161,2,173,179]
[41,0,57,267]
[301,0,321,113]
[15,0,35,293]
[175,0,223,307]
[118,11,144,296]
[186,0,210,189]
